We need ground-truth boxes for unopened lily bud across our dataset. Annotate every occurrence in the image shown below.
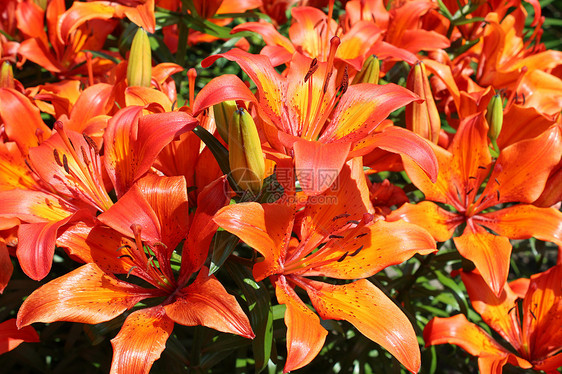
[33,0,47,10]
[0,62,14,89]
[213,100,237,144]
[229,108,265,194]
[127,28,152,87]
[351,55,380,85]
[405,61,440,143]
[486,94,503,142]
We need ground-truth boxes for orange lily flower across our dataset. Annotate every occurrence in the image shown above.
[194,47,437,195]
[0,102,197,279]
[424,266,562,373]
[344,0,450,57]
[389,113,562,295]
[0,319,39,355]
[17,175,254,373]
[232,5,383,70]
[17,0,117,77]
[214,160,436,372]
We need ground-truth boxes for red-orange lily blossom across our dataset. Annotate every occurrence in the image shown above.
[232,5,383,70]
[388,113,562,296]
[424,266,562,373]
[214,159,437,372]
[193,45,437,195]
[0,107,197,280]
[16,0,117,77]
[17,175,254,374]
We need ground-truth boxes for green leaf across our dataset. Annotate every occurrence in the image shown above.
[225,262,274,373]
[434,270,469,316]
[209,231,240,275]
[193,125,241,192]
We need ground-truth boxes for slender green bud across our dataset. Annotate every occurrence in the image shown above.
[229,108,265,194]
[127,28,152,87]
[486,94,503,142]
[0,62,14,89]
[351,55,380,85]
[213,100,237,144]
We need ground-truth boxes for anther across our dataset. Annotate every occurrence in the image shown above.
[350,245,364,257]
[329,234,344,239]
[332,213,350,221]
[53,149,63,167]
[62,154,70,173]
[337,252,348,262]
[82,133,99,154]
[126,266,138,278]
[80,146,91,166]
[305,58,319,82]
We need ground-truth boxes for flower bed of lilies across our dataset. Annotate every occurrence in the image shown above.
[1,0,561,373]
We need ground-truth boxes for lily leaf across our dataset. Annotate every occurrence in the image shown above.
[209,231,239,275]
[225,262,274,373]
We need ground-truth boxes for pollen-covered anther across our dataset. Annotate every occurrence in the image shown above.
[304,58,319,82]
[80,146,91,167]
[349,245,364,257]
[82,133,99,154]
[62,154,70,174]
[332,213,351,221]
[53,149,63,167]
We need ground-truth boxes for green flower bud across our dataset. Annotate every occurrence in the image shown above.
[351,55,380,85]
[127,28,152,87]
[213,100,237,144]
[486,94,503,142]
[0,62,14,89]
[229,108,265,194]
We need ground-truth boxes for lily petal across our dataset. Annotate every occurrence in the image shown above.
[305,278,421,373]
[423,314,510,361]
[0,88,51,154]
[356,126,438,182]
[275,275,327,372]
[97,184,161,245]
[164,268,254,338]
[201,49,286,127]
[191,74,257,116]
[0,319,39,355]
[320,83,420,143]
[480,125,561,210]
[460,271,522,351]
[454,226,512,297]
[306,219,436,279]
[110,306,173,374]
[388,201,461,242]
[522,264,562,361]
[214,202,294,281]
[293,139,351,196]
[17,263,155,328]
[0,241,13,293]
[104,108,197,197]
[477,205,562,246]
[180,176,230,279]
[402,139,456,205]
[136,174,189,251]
